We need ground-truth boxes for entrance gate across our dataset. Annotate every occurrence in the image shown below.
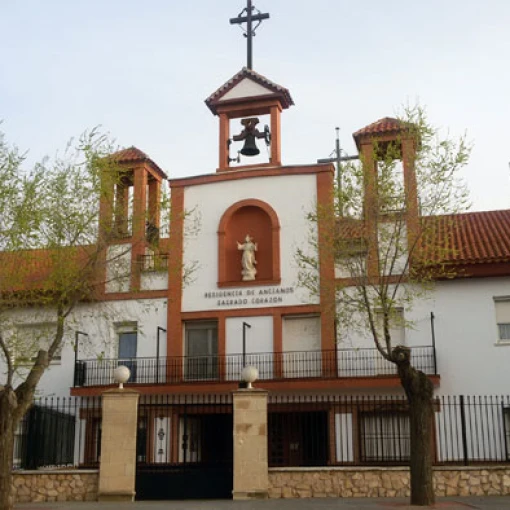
[135,394,233,500]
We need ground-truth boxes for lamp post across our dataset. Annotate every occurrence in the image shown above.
[156,327,166,384]
[74,331,88,386]
[242,322,251,368]
[430,312,437,375]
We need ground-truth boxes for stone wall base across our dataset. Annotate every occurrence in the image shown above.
[268,466,510,499]
[12,470,99,503]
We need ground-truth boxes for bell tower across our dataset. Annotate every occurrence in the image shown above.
[99,147,168,292]
[353,117,420,277]
[205,1,293,171]
[205,68,294,171]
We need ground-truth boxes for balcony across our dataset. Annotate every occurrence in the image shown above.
[73,346,437,388]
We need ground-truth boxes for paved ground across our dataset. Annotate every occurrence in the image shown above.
[15,497,510,510]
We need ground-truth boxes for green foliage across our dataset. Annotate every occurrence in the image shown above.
[0,127,123,390]
[297,105,471,361]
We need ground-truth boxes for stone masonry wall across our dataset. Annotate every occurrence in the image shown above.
[12,470,99,503]
[268,466,510,499]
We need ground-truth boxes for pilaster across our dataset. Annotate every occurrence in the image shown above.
[232,389,269,500]
[98,389,140,502]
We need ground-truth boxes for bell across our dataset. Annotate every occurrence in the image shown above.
[240,134,260,157]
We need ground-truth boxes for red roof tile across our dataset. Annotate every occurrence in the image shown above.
[110,146,167,180]
[336,209,510,268]
[205,67,294,114]
[353,117,403,139]
[423,210,510,265]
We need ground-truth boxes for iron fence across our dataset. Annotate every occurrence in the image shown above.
[74,346,436,387]
[10,393,510,471]
[13,396,102,470]
[267,394,510,467]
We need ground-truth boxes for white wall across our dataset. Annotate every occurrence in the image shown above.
[338,277,510,395]
[181,173,319,312]
[0,298,167,397]
[141,271,168,291]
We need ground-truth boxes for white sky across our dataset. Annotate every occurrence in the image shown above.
[1,0,509,212]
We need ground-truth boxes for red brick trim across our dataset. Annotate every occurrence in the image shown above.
[167,188,185,362]
[170,164,333,189]
[70,375,441,396]
[316,172,336,362]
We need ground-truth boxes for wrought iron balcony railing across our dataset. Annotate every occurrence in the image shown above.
[74,346,437,388]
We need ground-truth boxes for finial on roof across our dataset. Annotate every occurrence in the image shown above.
[230,0,270,69]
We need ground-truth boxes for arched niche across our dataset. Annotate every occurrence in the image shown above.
[218,199,281,287]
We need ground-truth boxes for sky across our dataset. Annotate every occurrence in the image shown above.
[1,0,509,212]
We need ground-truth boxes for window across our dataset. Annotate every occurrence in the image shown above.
[282,315,321,378]
[15,323,62,364]
[360,410,410,463]
[117,323,138,382]
[494,298,510,344]
[184,321,218,381]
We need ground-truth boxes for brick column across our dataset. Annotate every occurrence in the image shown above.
[232,389,269,500]
[98,389,140,502]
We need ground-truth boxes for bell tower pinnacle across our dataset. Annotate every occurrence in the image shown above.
[205,2,293,172]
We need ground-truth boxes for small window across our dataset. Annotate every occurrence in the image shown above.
[499,324,510,341]
[117,323,138,382]
[494,298,510,344]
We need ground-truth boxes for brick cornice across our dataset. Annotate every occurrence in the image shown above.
[170,164,334,189]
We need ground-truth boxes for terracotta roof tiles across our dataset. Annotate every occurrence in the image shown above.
[110,146,167,180]
[205,67,294,114]
[423,210,510,265]
[336,209,510,268]
[353,117,403,139]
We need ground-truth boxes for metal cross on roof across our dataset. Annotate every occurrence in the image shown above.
[230,0,270,70]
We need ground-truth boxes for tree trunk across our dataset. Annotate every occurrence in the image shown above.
[0,388,16,510]
[393,345,435,506]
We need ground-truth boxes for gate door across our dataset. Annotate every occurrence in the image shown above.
[135,394,233,500]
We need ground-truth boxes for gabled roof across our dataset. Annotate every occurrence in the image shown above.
[205,67,294,114]
[423,210,510,265]
[337,209,510,270]
[110,146,167,180]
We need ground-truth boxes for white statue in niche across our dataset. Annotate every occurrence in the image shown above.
[237,234,258,281]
